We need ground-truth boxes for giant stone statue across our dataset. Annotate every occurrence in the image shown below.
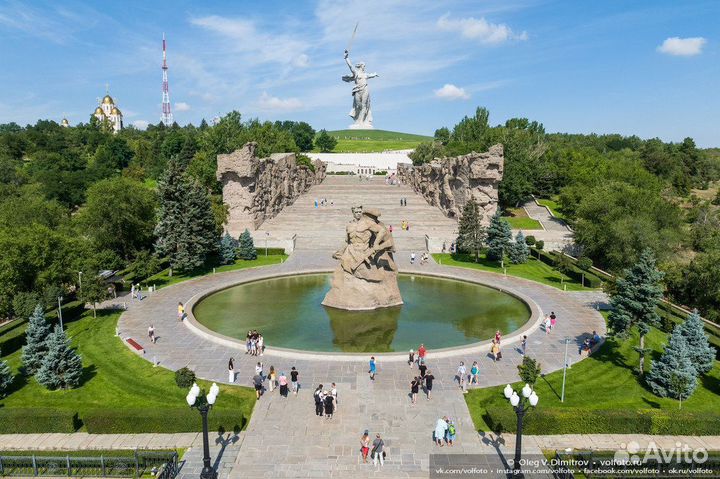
[342,50,378,129]
[322,206,402,310]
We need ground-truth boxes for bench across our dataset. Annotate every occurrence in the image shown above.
[126,337,145,354]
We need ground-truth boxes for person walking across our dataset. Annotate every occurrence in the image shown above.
[410,376,420,405]
[136,284,143,300]
[418,343,427,364]
[369,356,376,380]
[331,382,338,410]
[228,358,235,383]
[434,417,448,446]
[418,361,427,380]
[255,361,264,380]
[408,349,415,367]
[521,335,527,355]
[470,361,479,385]
[267,366,276,392]
[177,302,185,321]
[550,314,557,331]
[457,361,467,393]
[494,330,502,344]
[147,324,156,344]
[290,366,299,394]
[446,418,457,446]
[245,331,252,354]
[278,371,289,397]
[314,385,324,416]
[131,283,136,299]
[323,391,335,419]
[361,430,371,463]
[424,370,435,400]
[257,334,264,356]
[491,339,501,362]
[371,434,385,467]
[410,252,416,264]
[253,373,263,400]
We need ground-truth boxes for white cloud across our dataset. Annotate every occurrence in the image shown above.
[434,84,470,100]
[174,102,191,112]
[132,120,149,130]
[258,92,303,111]
[657,37,706,56]
[438,13,527,44]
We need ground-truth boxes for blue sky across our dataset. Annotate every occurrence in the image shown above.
[0,0,718,146]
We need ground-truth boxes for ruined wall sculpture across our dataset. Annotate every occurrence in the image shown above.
[217,142,326,235]
[397,144,503,225]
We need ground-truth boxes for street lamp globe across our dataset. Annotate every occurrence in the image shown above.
[186,391,197,406]
[529,391,539,407]
[522,383,532,398]
[510,391,520,407]
[504,384,513,399]
[191,383,201,397]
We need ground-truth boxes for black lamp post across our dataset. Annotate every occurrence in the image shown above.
[187,382,220,479]
[503,383,539,478]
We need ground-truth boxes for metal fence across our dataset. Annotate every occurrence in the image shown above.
[0,450,178,478]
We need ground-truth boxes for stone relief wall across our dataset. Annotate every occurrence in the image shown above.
[397,144,504,225]
[217,142,326,235]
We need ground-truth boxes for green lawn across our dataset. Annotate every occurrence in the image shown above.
[536,198,567,222]
[504,216,543,230]
[432,253,595,291]
[465,323,720,433]
[0,310,256,433]
[313,129,432,153]
[143,255,286,289]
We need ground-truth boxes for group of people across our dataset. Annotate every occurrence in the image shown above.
[543,311,558,333]
[580,330,602,355]
[313,383,338,419]
[407,345,435,403]
[490,330,503,361]
[313,198,333,208]
[400,220,411,231]
[238,361,299,400]
[399,197,408,206]
[130,283,144,300]
[433,416,457,447]
[441,242,457,254]
[360,431,386,466]
[245,330,264,356]
[385,173,399,185]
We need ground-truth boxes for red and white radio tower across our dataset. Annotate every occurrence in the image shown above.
[161,33,173,126]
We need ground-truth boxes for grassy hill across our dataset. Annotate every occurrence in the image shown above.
[313,129,432,153]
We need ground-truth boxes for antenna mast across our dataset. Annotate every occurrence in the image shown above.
[161,33,173,126]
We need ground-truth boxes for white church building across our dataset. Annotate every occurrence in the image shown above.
[93,93,124,133]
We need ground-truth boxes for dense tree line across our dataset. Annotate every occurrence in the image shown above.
[0,112,308,318]
[411,107,720,320]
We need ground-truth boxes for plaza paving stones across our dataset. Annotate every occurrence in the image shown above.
[112,248,607,477]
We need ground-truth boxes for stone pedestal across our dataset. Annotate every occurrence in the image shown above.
[322,268,402,310]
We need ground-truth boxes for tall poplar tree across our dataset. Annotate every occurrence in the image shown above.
[486,211,512,261]
[21,304,52,375]
[155,159,218,274]
[456,199,485,262]
[608,249,664,375]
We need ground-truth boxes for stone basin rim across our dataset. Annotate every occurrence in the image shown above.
[183,268,544,361]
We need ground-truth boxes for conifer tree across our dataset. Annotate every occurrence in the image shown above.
[0,350,13,398]
[486,211,512,261]
[676,311,716,375]
[21,304,52,375]
[508,231,530,264]
[456,199,485,261]
[155,159,218,274]
[645,327,697,400]
[608,249,664,375]
[36,325,83,390]
[219,232,239,265]
[238,229,257,260]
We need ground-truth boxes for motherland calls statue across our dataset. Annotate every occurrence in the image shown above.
[322,206,403,310]
[342,50,378,129]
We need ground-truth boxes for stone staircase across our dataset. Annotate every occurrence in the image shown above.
[253,176,459,252]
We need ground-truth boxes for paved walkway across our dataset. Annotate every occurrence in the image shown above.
[521,200,573,252]
[112,250,605,478]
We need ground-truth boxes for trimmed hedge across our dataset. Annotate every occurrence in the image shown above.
[258,248,285,255]
[531,249,603,288]
[484,407,720,435]
[0,409,79,433]
[83,408,248,434]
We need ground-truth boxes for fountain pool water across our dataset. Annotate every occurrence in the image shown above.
[192,273,531,353]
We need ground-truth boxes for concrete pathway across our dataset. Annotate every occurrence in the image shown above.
[521,200,573,252]
[112,249,605,478]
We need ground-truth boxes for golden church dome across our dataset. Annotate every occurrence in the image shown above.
[102,95,114,105]
[94,106,104,115]
[111,107,122,116]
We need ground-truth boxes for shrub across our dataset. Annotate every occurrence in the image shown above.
[0,409,78,433]
[262,247,285,255]
[524,235,536,246]
[36,325,84,390]
[535,240,544,250]
[577,257,593,271]
[175,367,196,388]
[0,349,12,397]
[237,229,257,260]
[83,408,248,434]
